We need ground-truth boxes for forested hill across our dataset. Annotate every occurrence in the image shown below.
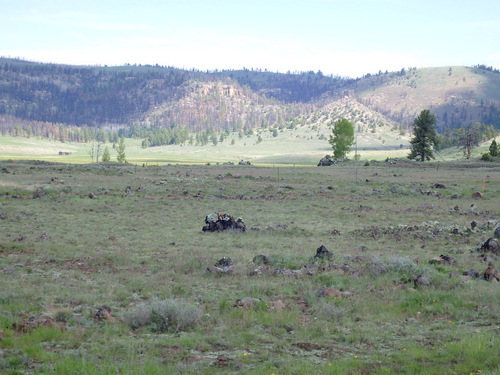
[0,58,351,130]
[1,58,500,139]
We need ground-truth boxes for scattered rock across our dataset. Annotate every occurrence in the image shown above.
[36,233,50,241]
[429,254,456,266]
[214,355,231,368]
[301,263,323,275]
[234,297,261,308]
[14,315,65,332]
[252,254,271,265]
[471,221,478,230]
[478,253,489,262]
[238,160,251,166]
[1,167,10,174]
[314,245,334,260]
[316,287,342,298]
[202,212,246,232]
[472,191,483,199]
[295,342,322,351]
[494,227,500,239]
[330,229,341,236]
[272,299,287,311]
[463,269,480,278]
[483,262,500,282]
[248,265,270,276]
[274,268,302,277]
[94,305,115,323]
[409,275,430,287]
[476,238,499,255]
[88,192,97,199]
[137,185,146,192]
[433,183,446,189]
[32,187,46,199]
[207,257,235,275]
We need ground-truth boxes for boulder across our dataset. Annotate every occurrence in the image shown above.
[317,155,341,166]
[33,187,46,199]
[409,275,430,287]
[234,297,261,308]
[202,212,246,232]
[272,299,287,311]
[477,238,499,255]
[483,262,500,282]
[207,257,235,275]
[252,254,271,265]
[14,315,65,332]
[463,269,480,278]
[429,254,456,266]
[494,227,500,239]
[274,268,302,277]
[472,191,483,199]
[314,245,334,260]
[94,305,115,323]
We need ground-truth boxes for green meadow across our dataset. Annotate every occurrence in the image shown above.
[0,154,499,374]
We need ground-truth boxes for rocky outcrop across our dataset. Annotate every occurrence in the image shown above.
[202,212,246,232]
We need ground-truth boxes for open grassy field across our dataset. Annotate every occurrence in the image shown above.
[0,158,500,374]
[0,118,413,166]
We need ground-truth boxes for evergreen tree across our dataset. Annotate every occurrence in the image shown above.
[490,139,499,157]
[408,110,438,161]
[116,137,127,163]
[456,122,481,159]
[329,118,354,159]
[102,146,111,162]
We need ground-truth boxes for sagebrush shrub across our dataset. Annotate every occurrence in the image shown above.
[126,298,202,333]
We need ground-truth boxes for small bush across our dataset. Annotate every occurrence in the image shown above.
[126,298,202,333]
[386,256,420,277]
[364,161,370,166]
[480,152,492,161]
[54,308,72,322]
[316,303,344,322]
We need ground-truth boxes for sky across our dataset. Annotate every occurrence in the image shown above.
[1,0,499,78]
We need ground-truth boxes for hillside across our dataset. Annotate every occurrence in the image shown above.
[1,58,500,143]
[0,58,348,132]
[352,66,500,131]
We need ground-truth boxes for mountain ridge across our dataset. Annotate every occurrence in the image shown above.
[1,58,499,139]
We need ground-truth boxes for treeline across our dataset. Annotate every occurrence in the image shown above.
[0,59,196,126]
[0,115,121,143]
[0,58,350,132]
[473,64,500,74]
[214,69,353,103]
[0,115,239,148]
[436,122,498,150]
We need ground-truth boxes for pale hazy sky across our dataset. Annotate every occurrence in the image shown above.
[1,0,499,77]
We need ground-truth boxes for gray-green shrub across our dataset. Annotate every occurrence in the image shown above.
[126,298,202,333]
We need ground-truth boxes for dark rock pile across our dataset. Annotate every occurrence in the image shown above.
[314,245,334,260]
[476,238,499,255]
[317,155,342,167]
[202,212,246,232]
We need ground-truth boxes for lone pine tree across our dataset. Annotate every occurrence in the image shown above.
[408,110,438,161]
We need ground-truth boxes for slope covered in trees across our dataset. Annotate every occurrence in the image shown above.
[1,58,500,150]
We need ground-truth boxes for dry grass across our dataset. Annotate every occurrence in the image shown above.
[0,158,499,374]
